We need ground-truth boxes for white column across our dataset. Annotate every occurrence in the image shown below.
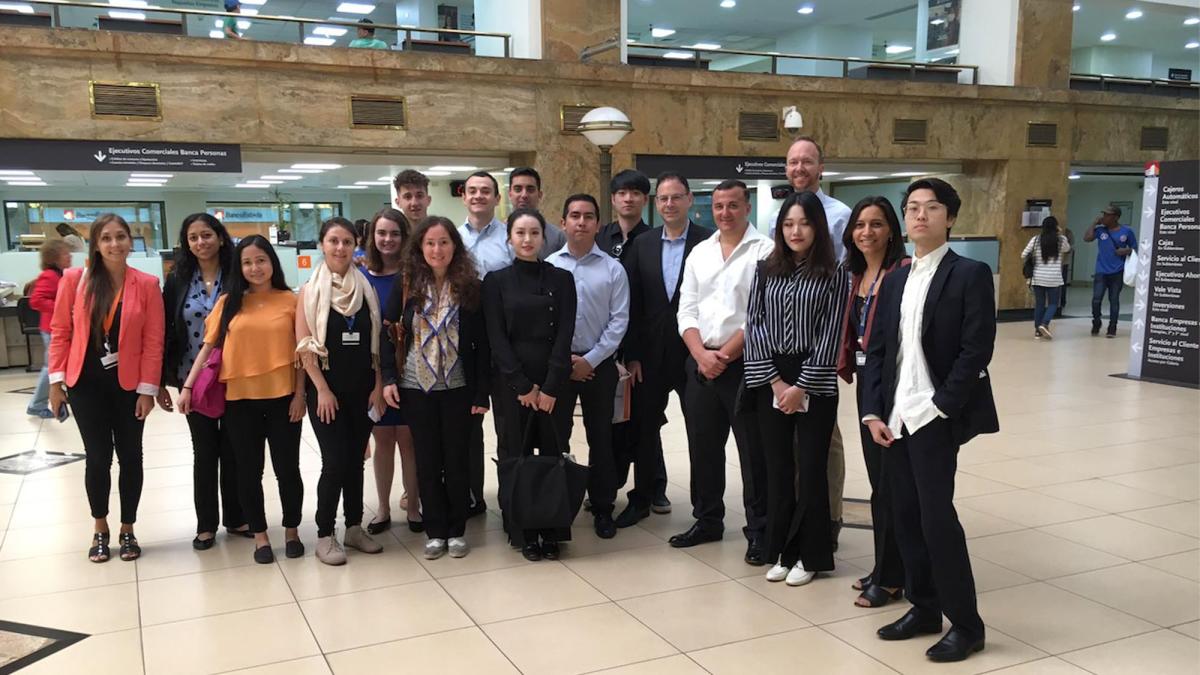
[473,0,541,59]
[958,0,1019,85]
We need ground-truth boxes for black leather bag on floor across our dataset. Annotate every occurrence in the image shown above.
[494,413,589,531]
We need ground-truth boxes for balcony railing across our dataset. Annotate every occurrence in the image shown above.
[0,0,512,57]
[1070,73,1198,99]
[620,42,980,85]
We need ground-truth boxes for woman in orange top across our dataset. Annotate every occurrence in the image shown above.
[178,235,306,564]
[47,213,165,564]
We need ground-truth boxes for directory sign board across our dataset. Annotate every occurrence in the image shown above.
[0,139,241,172]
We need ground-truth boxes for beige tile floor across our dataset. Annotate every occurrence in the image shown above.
[0,318,1196,674]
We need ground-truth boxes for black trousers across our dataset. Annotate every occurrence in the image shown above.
[224,396,303,534]
[622,362,677,509]
[185,411,245,533]
[403,386,472,539]
[467,406,488,509]
[756,388,836,570]
[309,386,373,538]
[553,357,618,516]
[495,392,572,547]
[682,357,767,540]
[68,378,144,523]
[856,389,904,588]
[886,418,983,636]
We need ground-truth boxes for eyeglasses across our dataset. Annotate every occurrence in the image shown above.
[903,201,945,217]
[656,194,688,204]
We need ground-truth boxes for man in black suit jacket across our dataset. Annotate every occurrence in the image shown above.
[860,178,999,663]
[614,173,715,528]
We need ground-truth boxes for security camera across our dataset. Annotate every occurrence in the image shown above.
[782,106,803,134]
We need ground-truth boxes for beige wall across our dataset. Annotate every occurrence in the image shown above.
[0,27,1195,308]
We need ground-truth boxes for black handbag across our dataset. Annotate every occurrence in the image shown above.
[494,412,589,532]
[1022,253,1035,280]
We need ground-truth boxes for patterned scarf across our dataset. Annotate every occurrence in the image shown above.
[411,282,460,392]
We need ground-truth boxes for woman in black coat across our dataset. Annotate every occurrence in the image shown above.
[481,208,577,561]
[158,213,251,549]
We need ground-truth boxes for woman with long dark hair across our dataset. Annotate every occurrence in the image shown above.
[363,208,423,535]
[837,195,910,607]
[159,213,250,550]
[296,218,386,565]
[48,214,165,563]
[178,235,306,564]
[744,191,848,587]
[482,208,576,561]
[27,239,71,419]
[1021,215,1071,339]
[382,216,490,560]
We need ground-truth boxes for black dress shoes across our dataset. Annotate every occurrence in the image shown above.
[467,501,488,517]
[614,503,650,528]
[541,541,560,560]
[594,513,617,539]
[877,609,943,641]
[522,542,543,561]
[926,627,985,662]
[668,524,722,548]
[744,539,766,566]
[651,493,672,514]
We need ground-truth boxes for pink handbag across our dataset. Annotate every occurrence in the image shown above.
[191,348,226,419]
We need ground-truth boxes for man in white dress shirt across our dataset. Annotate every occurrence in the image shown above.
[785,136,852,550]
[669,179,774,566]
[859,178,998,663]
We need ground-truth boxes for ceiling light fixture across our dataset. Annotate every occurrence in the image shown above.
[0,170,35,176]
[109,10,145,19]
[292,163,342,170]
[687,42,721,50]
[1185,17,1199,26]
[337,185,370,189]
[1124,9,1141,19]
[502,167,515,172]
[720,0,736,7]
[260,175,301,180]
[298,203,315,209]
[5,180,47,186]
[890,171,925,177]
[843,175,880,181]
[208,29,224,38]
[279,168,323,174]
[662,51,695,59]
[427,165,478,172]
[1068,173,1081,180]
[820,171,841,176]
[650,27,675,38]
[239,0,265,5]
[235,183,267,188]
[423,171,451,176]
[130,173,172,178]
[0,3,35,12]
[354,180,391,186]
[930,18,945,25]
[313,25,348,36]
[797,5,814,15]
[1186,40,1199,49]
[1072,3,1080,11]
[885,44,913,54]
[335,2,374,14]
[1100,31,1116,41]
[303,36,335,46]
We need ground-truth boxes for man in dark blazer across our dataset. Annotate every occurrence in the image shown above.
[860,178,999,663]
[614,172,714,528]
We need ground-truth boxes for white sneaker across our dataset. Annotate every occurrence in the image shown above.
[765,559,789,582]
[424,538,447,560]
[344,525,383,554]
[785,562,816,586]
[1038,325,1053,340]
[447,537,469,558]
[316,533,347,566]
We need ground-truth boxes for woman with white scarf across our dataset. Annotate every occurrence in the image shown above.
[296,218,386,565]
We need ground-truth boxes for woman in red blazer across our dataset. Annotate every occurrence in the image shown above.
[835,196,909,609]
[48,214,165,564]
[26,239,72,418]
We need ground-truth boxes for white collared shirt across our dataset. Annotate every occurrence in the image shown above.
[887,242,950,438]
[458,218,514,279]
[676,225,774,348]
[547,243,630,367]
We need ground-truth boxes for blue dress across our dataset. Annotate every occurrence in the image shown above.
[366,269,406,426]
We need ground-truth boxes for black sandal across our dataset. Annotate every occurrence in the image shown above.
[856,584,903,608]
[88,532,111,563]
[118,532,141,561]
[366,516,391,535]
[851,574,872,591]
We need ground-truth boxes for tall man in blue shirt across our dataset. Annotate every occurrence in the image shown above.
[1082,205,1136,338]
[547,194,630,539]
[458,170,514,516]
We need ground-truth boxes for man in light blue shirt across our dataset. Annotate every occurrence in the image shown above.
[456,170,511,516]
[547,193,630,539]
[458,171,513,280]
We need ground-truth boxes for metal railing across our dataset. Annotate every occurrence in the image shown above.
[622,42,979,85]
[5,0,512,57]
[1070,72,1198,91]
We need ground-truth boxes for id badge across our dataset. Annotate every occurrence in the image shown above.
[855,351,866,367]
[342,331,361,346]
[100,349,119,370]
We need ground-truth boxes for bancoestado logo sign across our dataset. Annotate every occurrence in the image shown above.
[0,139,242,172]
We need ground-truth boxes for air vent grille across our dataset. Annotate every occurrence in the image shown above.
[892,118,927,144]
[1026,122,1058,147]
[350,96,406,129]
[738,112,779,141]
[1140,126,1168,151]
[89,82,161,120]
[560,105,595,134]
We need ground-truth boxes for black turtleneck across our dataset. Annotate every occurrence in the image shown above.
[481,259,577,397]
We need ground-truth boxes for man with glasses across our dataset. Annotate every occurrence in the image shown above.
[598,170,652,262]
[507,167,567,258]
[615,173,713,527]
[861,178,996,663]
[784,136,853,551]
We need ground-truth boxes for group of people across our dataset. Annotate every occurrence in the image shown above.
[30,136,1002,663]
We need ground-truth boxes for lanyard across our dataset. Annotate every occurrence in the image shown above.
[857,269,882,338]
[103,286,124,337]
[344,312,356,332]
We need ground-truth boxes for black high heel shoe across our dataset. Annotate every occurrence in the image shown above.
[856,584,904,608]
